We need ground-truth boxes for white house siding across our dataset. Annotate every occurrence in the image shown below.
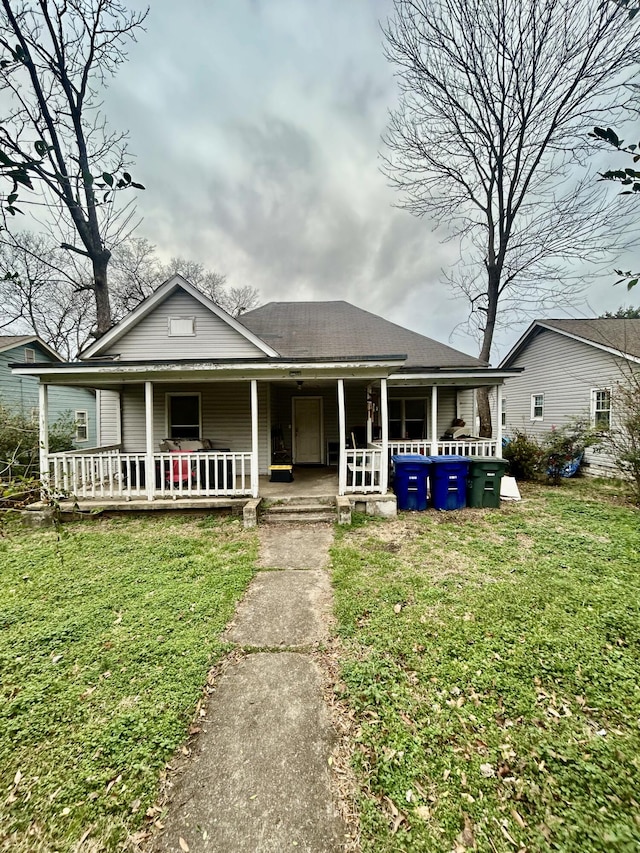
[102,291,266,360]
[96,390,121,446]
[119,381,267,461]
[503,328,637,476]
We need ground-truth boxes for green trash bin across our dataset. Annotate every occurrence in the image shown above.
[466,458,509,508]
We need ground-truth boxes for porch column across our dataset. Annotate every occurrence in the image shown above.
[430,385,439,455]
[39,383,49,499]
[337,379,346,496]
[145,381,154,501]
[250,379,259,498]
[495,384,503,458]
[380,378,388,494]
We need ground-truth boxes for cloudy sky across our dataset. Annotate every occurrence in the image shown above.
[101,0,638,362]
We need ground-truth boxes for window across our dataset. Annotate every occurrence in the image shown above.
[24,347,35,363]
[591,388,611,429]
[389,398,427,439]
[75,411,88,442]
[168,316,196,337]
[501,396,506,428]
[167,394,201,439]
[531,394,544,420]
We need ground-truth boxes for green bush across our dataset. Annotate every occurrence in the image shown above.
[539,418,602,486]
[502,429,541,480]
[0,402,75,480]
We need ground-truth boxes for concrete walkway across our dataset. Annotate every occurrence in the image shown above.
[152,526,345,853]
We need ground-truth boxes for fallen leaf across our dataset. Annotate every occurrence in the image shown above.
[13,770,22,786]
[415,805,430,820]
[394,603,402,614]
[457,813,476,848]
[480,763,495,778]
[179,838,189,852]
[51,654,63,664]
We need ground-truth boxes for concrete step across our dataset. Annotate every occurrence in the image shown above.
[262,509,336,525]
[266,503,333,515]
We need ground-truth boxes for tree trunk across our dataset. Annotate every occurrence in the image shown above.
[476,265,500,437]
[92,250,112,337]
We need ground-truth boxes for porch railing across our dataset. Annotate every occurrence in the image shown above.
[381,440,498,458]
[344,447,383,494]
[47,451,253,499]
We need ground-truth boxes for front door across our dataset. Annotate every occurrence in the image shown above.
[293,397,323,464]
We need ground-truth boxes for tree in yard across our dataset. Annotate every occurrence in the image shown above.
[382,0,640,434]
[0,233,260,357]
[0,0,147,337]
[600,306,640,319]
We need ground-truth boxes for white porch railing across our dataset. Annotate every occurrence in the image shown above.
[383,440,498,458]
[344,447,383,494]
[47,451,253,499]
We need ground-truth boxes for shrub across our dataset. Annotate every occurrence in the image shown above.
[539,418,602,486]
[0,402,75,480]
[602,375,640,504]
[502,429,541,480]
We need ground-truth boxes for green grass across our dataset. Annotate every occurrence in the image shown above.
[330,482,640,852]
[0,515,257,851]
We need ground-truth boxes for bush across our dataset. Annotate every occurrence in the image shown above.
[503,430,541,480]
[0,402,75,480]
[602,376,640,504]
[539,418,602,486]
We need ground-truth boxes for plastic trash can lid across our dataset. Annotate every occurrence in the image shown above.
[391,454,431,464]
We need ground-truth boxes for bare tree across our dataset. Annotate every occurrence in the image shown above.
[383,0,640,434]
[0,233,259,355]
[0,0,147,337]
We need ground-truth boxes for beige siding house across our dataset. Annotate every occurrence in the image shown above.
[500,319,640,476]
[13,275,518,503]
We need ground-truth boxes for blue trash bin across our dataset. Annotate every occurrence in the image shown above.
[391,454,431,511]
[425,455,469,511]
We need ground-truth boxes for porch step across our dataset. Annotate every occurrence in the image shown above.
[261,501,336,525]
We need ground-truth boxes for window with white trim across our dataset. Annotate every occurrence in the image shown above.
[24,347,35,363]
[168,316,196,336]
[531,393,544,420]
[75,410,88,442]
[389,398,427,439]
[591,388,611,429]
[501,396,506,428]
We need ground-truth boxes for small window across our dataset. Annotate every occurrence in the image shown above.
[168,316,196,337]
[75,411,88,442]
[24,347,35,363]
[501,397,506,428]
[531,394,544,420]
[167,394,201,439]
[591,388,611,429]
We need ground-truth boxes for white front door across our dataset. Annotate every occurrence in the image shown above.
[293,397,323,464]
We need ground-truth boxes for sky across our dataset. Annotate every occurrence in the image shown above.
[98,0,639,363]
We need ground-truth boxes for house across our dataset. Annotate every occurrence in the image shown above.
[499,318,640,476]
[11,276,518,508]
[1,335,98,448]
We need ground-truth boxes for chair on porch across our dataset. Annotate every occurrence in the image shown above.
[166,449,195,488]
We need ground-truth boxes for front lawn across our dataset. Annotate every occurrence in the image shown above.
[331,482,640,852]
[0,515,257,852]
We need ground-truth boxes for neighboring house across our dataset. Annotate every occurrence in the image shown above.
[499,318,640,476]
[12,275,518,502]
[1,335,97,448]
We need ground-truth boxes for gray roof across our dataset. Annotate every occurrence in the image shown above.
[540,319,640,358]
[240,301,484,369]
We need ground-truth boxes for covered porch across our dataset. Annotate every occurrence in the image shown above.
[35,369,506,502]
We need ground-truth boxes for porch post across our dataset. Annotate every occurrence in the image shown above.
[144,381,154,501]
[250,379,259,498]
[495,384,503,458]
[380,378,388,494]
[39,383,49,499]
[337,379,346,496]
[430,385,439,455]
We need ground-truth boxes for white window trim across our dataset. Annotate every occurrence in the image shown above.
[530,393,544,421]
[389,397,429,439]
[24,347,36,363]
[165,392,202,439]
[75,410,89,442]
[167,316,196,337]
[590,387,612,429]
[501,396,507,428]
